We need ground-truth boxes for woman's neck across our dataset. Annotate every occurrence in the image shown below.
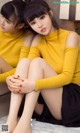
[50,26,57,33]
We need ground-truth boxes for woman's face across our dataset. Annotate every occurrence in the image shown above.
[28,13,54,35]
[0,15,19,33]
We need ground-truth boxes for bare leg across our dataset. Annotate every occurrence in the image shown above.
[34,102,44,115]
[12,58,62,133]
[30,58,63,120]
[28,58,63,120]
[0,59,30,133]
[0,57,13,73]
[12,58,44,133]
[13,91,40,133]
[6,93,24,131]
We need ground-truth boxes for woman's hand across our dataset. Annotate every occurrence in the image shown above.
[6,75,36,93]
[6,75,18,93]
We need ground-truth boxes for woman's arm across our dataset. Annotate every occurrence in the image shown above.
[35,32,79,91]
[0,33,34,82]
[6,35,41,92]
[19,33,35,60]
[6,32,79,92]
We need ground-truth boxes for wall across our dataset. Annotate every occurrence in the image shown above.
[0,0,9,9]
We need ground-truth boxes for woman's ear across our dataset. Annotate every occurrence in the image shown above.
[17,23,25,30]
[49,10,53,17]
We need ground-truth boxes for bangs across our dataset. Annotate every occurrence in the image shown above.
[24,4,49,22]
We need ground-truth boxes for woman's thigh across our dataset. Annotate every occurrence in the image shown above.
[0,57,13,73]
[30,57,63,120]
[37,58,63,120]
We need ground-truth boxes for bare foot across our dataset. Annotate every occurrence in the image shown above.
[13,127,32,133]
[13,118,32,133]
[7,120,17,132]
[0,120,17,133]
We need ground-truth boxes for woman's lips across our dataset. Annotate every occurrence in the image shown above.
[41,28,46,32]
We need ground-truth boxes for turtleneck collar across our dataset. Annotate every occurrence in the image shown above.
[44,28,60,41]
[0,26,24,38]
[4,31,24,38]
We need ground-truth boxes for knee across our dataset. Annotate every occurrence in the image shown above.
[18,58,30,64]
[30,57,44,68]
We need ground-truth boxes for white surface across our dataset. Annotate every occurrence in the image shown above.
[0,116,80,133]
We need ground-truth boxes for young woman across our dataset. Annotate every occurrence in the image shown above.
[6,0,80,133]
[0,0,34,82]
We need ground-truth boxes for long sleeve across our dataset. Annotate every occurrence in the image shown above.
[0,46,30,82]
[35,47,79,91]
[28,46,41,60]
[19,45,30,60]
[0,69,15,82]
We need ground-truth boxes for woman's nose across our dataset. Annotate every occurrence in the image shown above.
[0,17,5,25]
[37,21,43,28]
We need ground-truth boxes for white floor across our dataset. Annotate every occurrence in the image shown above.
[0,116,80,133]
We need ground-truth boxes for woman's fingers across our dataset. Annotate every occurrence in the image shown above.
[8,85,21,93]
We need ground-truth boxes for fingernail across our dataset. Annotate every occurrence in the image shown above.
[20,84,22,87]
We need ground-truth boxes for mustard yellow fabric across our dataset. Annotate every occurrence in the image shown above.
[0,28,30,82]
[28,29,80,91]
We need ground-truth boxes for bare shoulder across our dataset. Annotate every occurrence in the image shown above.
[31,34,41,46]
[66,31,79,47]
[23,32,35,47]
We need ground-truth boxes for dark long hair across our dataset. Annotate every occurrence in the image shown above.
[24,0,59,29]
[0,0,25,26]
[74,21,80,35]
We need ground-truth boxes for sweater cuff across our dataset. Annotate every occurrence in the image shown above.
[35,79,47,91]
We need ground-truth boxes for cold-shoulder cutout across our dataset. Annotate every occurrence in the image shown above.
[66,31,79,47]
[23,33,35,47]
[31,34,41,47]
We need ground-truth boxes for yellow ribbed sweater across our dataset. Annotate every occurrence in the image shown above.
[0,28,30,82]
[28,29,80,91]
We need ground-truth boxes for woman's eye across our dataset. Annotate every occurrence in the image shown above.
[6,19,12,24]
[30,21,36,25]
[40,15,45,19]
[6,20,11,24]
